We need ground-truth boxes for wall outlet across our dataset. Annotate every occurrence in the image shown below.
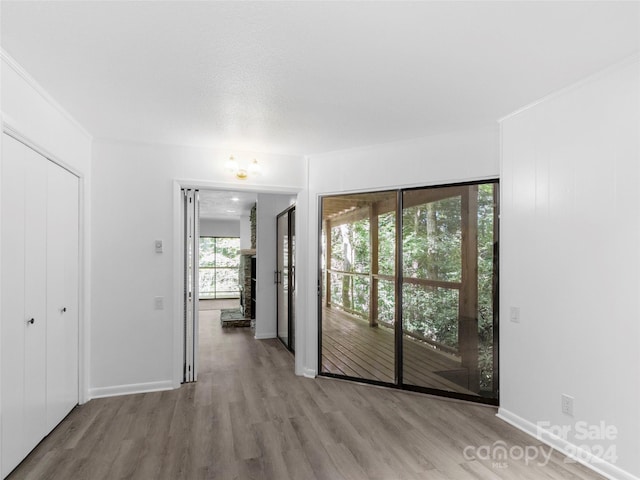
[510,306,520,323]
[154,296,164,310]
[561,394,574,416]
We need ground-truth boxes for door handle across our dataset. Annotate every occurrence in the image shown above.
[27,318,35,325]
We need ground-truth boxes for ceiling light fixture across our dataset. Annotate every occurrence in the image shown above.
[225,156,260,180]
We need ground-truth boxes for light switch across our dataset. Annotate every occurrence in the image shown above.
[154,296,164,310]
[155,240,163,253]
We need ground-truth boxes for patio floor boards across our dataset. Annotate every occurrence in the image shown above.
[321,306,478,396]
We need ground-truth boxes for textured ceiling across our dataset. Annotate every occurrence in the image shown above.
[2,1,639,155]
[199,190,256,221]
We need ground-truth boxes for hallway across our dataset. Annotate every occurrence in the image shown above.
[7,303,603,479]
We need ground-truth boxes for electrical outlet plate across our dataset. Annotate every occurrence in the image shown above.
[561,394,574,416]
[510,306,520,323]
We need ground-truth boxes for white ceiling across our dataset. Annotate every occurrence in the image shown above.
[1,1,639,156]
[199,190,256,221]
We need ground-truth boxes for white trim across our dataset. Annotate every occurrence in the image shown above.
[1,50,93,141]
[497,408,639,480]
[175,178,301,195]
[77,172,90,405]
[89,381,174,400]
[172,181,184,388]
[499,53,640,123]
[254,332,277,340]
[0,114,4,478]
[2,120,83,179]
[303,367,316,379]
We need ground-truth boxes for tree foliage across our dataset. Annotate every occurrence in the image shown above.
[199,237,241,298]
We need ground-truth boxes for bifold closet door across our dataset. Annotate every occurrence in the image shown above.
[1,134,80,477]
[1,135,48,477]
[183,189,199,382]
[46,161,79,431]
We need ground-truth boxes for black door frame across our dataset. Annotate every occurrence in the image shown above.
[317,179,499,406]
[276,205,296,352]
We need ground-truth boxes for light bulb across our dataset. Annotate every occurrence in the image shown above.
[249,158,260,175]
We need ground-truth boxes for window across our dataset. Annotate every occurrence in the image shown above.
[199,237,241,299]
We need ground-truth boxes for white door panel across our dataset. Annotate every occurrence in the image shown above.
[23,145,48,449]
[1,135,28,477]
[46,161,79,430]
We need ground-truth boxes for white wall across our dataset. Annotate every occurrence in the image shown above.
[0,52,93,476]
[303,126,499,377]
[90,139,304,397]
[199,218,239,238]
[499,57,640,480]
[240,213,252,250]
[254,193,296,339]
[1,56,92,173]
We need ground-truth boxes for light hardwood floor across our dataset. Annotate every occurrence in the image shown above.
[7,302,604,480]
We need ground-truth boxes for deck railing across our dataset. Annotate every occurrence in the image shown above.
[325,268,461,357]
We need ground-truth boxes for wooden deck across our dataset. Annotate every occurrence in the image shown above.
[321,306,478,396]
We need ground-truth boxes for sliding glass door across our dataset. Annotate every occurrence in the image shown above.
[319,181,499,404]
[277,206,296,352]
[320,191,397,384]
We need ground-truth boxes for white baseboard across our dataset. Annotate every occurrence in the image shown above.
[497,408,639,480]
[303,367,317,378]
[89,380,174,400]
[254,332,277,340]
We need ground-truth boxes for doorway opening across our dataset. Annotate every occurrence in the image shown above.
[182,188,255,383]
[181,187,296,383]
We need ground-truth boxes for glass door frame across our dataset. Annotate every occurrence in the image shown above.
[317,179,499,406]
[277,205,296,352]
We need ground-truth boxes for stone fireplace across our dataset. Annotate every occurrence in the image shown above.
[239,250,255,319]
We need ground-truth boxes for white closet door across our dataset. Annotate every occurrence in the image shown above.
[46,161,79,430]
[1,136,48,477]
[1,135,28,477]
[23,144,48,450]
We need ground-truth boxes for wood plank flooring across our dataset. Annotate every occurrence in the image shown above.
[321,307,479,395]
[7,302,604,479]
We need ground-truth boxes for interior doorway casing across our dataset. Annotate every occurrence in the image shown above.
[171,181,303,388]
